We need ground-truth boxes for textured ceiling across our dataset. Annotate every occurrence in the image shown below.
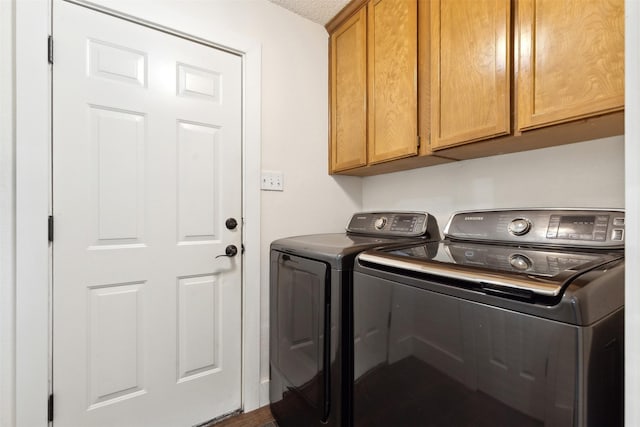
[268,0,350,25]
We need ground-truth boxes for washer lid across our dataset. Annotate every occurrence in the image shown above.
[357,241,623,299]
[271,233,422,268]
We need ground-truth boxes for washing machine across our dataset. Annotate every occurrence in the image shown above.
[353,209,625,426]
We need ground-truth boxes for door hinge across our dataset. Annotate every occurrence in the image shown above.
[48,215,54,242]
[48,35,53,64]
[48,394,54,422]
[417,135,421,149]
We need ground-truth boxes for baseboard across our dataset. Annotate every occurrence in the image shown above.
[259,379,270,407]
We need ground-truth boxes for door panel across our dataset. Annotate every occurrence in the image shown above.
[367,0,418,164]
[430,0,510,149]
[270,252,329,418]
[517,0,624,130]
[52,2,242,426]
[176,274,222,381]
[88,282,145,408]
[89,106,146,247]
[177,122,221,243]
[330,8,368,172]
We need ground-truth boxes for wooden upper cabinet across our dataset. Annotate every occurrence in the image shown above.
[330,8,368,173]
[517,0,625,131]
[367,0,418,164]
[430,0,510,150]
[328,0,624,175]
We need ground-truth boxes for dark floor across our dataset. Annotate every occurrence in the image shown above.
[354,356,542,427]
[240,357,542,427]
[208,405,276,427]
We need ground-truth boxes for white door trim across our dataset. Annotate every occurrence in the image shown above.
[15,1,262,425]
[15,1,51,425]
[0,1,17,426]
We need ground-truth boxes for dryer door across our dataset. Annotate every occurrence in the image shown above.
[270,251,331,423]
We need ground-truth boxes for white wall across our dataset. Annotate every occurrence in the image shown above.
[625,0,639,425]
[363,136,625,233]
[0,1,16,426]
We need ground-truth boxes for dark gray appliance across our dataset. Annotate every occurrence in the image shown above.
[269,212,440,427]
[353,209,625,427]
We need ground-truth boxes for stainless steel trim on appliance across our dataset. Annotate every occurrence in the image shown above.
[357,252,564,296]
[345,211,440,238]
[443,208,625,249]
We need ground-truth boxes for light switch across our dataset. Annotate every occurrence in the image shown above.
[261,171,284,191]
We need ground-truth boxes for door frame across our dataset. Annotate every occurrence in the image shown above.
[15,1,262,425]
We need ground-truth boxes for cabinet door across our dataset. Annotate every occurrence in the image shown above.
[517,0,624,131]
[368,0,418,164]
[330,8,368,173]
[430,0,510,150]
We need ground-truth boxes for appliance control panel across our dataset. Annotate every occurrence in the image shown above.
[444,209,625,248]
[347,212,439,238]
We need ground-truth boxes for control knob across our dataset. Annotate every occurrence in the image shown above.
[508,218,531,236]
[374,217,388,230]
[509,254,532,271]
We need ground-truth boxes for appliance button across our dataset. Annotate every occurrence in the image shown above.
[612,229,624,241]
[374,217,388,230]
[508,218,532,236]
[614,217,625,226]
[509,254,532,271]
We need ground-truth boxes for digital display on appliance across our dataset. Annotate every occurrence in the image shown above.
[391,215,418,232]
[557,215,596,239]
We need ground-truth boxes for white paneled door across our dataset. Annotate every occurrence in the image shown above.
[52,2,242,426]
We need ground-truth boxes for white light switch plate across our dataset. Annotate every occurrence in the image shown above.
[261,171,284,191]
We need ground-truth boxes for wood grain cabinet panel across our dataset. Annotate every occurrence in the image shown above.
[327,0,624,174]
[517,0,624,130]
[330,8,368,172]
[367,0,418,164]
[430,0,510,150]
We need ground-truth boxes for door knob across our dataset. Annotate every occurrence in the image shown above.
[216,244,238,258]
[225,218,238,230]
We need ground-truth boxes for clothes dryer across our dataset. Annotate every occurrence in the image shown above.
[269,212,440,427]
